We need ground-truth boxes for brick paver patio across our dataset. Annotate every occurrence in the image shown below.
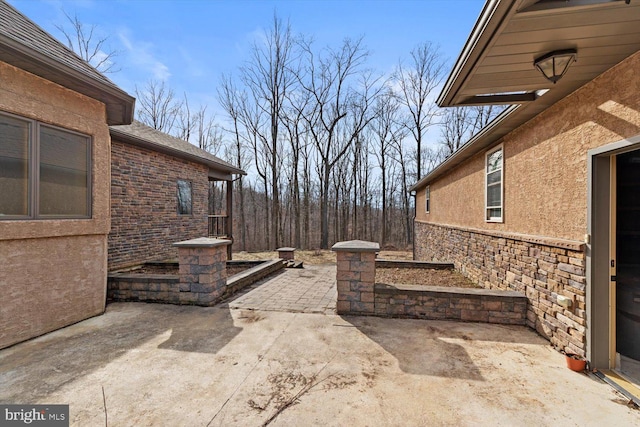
[229,265,337,314]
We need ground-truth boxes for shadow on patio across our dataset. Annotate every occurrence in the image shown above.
[0,303,241,404]
[343,315,547,380]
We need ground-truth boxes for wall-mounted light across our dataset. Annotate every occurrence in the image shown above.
[534,49,577,84]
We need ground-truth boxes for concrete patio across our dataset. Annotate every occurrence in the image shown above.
[0,302,637,426]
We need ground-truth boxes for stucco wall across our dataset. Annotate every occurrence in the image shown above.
[108,140,209,270]
[416,50,640,242]
[0,235,107,348]
[0,61,110,349]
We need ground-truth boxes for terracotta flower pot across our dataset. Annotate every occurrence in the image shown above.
[566,354,587,372]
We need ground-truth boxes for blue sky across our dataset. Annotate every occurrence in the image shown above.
[8,0,484,116]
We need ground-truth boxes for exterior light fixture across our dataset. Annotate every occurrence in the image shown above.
[534,49,577,84]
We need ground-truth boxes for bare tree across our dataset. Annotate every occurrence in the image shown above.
[298,36,382,248]
[439,104,506,158]
[239,14,299,249]
[469,105,504,133]
[371,89,405,245]
[439,107,472,156]
[394,42,445,181]
[135,79,182,133]
[175,93,195,142]
[282,88,311,248]
[55,10,119,73]
[218,75,252,251]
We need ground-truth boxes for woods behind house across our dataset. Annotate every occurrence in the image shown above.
[61,13,500,251]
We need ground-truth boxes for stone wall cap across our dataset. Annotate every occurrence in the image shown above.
[331,240,380,252]
[277,247,296,252]
[173,237,232,248]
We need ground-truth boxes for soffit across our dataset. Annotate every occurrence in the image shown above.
[412,0,640,190]
[440,0,640,108]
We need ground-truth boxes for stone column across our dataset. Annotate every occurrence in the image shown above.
[173,237,231,306]
[331,240,380,315]
[277,247,296,261]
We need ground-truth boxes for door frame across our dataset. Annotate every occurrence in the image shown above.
[588,134,640,369]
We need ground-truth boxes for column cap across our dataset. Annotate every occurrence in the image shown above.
[173,237,232,248]
[331,240,380,252]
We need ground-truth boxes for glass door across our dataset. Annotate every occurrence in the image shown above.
[616,149,640,384]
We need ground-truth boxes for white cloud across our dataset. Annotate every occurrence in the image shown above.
[117,29,171,81]
[177,47,205,78]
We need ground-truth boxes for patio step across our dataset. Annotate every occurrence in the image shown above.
[284,260,304,269]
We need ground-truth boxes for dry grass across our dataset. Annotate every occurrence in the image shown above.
[232,249,413,265]
[376,267,480,289]
[233,249,477,289]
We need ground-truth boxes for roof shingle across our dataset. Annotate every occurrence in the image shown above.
[0,0,134,124]
[110,121,245,177]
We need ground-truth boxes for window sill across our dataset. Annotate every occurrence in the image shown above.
[0,217,109,241]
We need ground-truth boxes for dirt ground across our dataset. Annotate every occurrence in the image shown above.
[121,264,250,277]
[233,249,413,265]
[376,267,480,288]
[1,303,637,426]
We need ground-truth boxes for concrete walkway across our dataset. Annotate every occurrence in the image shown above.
[229,265,337,314]
[1,303,637,426]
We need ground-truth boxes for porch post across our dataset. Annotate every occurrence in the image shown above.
[226,179,233,260]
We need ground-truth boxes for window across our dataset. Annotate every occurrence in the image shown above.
[0,111,91,219]
[425,186,430,213]
[485,145,503,222]
[177,180,192,215]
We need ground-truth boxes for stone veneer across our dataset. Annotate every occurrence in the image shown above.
[277,247,296,261]
[174,238,230,306]
[374,283,527,325]
[107,259,284,305]
[332,240,379,315]
[415,221,587,356]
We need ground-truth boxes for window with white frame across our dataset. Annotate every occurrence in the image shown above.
[0,111,91,219]
[425,186,430,213]
[485,145,503,222]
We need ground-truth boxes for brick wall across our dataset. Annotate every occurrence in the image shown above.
[109,140,209,270]
[415,221,587,356]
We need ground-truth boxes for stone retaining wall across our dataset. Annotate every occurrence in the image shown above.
[333,240,526,326]
[108,258,285,305]
[415,222,587,356]
[107,274,180,303]
[374,283,527,325]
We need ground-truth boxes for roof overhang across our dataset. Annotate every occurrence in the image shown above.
[412,0,640,190]
[109,127,246,180]
[0,34,134,125]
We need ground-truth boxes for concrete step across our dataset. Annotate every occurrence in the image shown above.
[284,260,304,269]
